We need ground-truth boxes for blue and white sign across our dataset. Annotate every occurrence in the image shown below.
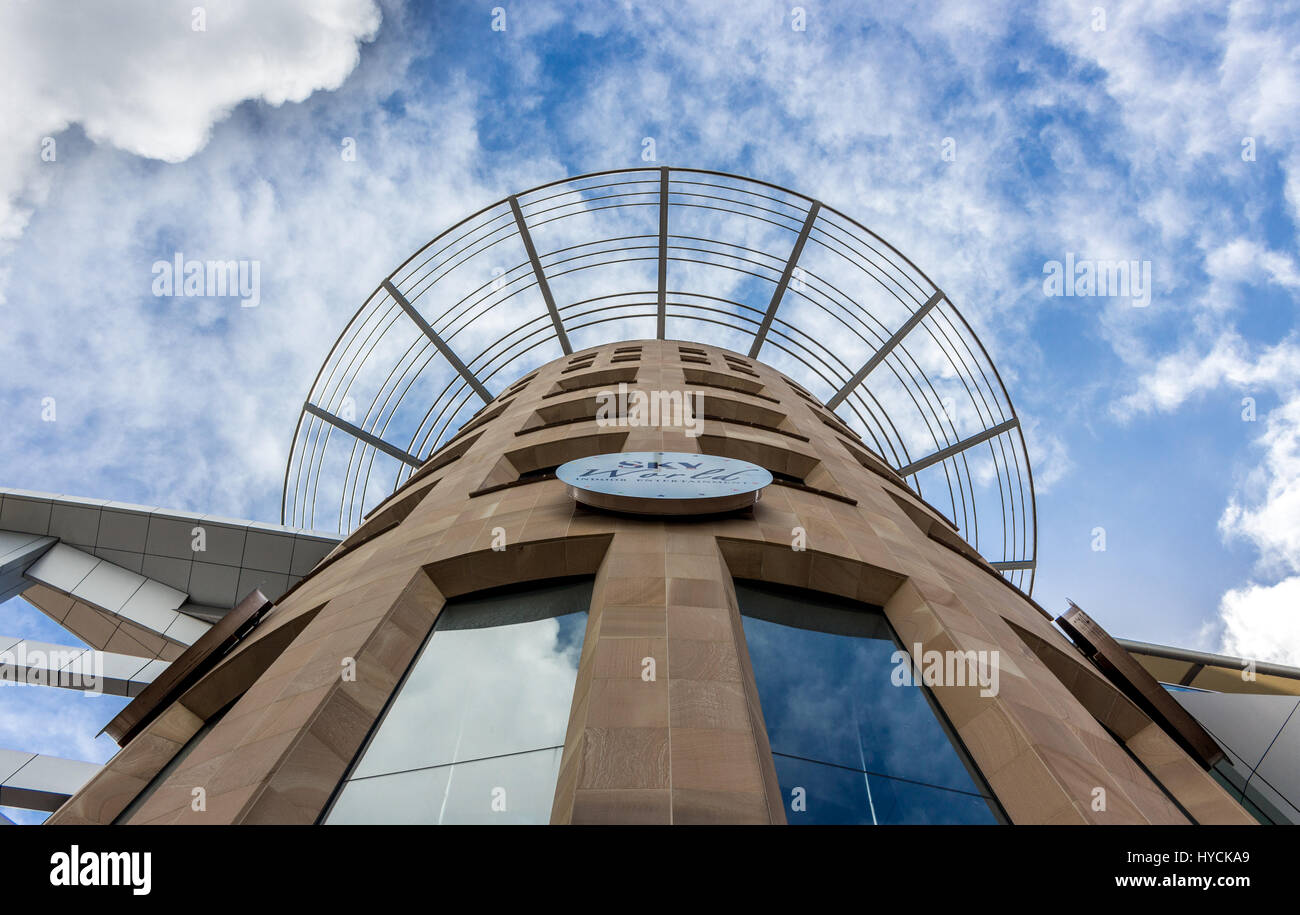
[557,451,772,515]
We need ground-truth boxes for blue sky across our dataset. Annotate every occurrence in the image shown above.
[1,0,1298,821]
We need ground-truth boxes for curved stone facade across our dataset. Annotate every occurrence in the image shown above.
[51,340,1253,825]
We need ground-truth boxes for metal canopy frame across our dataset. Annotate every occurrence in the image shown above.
[282,167,1038,593]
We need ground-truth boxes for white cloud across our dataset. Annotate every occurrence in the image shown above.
[1114,334,1300,420]
[1019,413,1073,493]
[1040,0,1300,211]
[1218,576,1300,666]
[1038,0,1300,401]
[1205,239,1300,293]
[1116,334,1300,663]
[0,4,518,528]
[1220,394,1300,577]
[1217,409,1300,651]
[0,0,382,246]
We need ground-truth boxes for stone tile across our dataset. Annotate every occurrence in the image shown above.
[592,637,665,679]
[984,748,1075,824]
[667,638,741,681]
[670,728,763,793]
[672,788,770,824]
[666,605,731,641]
[669,679,750,730]
[579,727,670,790]
[599,606,667,639]
[587,678,669,728]
[572,789,672,825]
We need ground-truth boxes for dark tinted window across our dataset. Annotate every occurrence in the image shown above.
[737,581,1001,824]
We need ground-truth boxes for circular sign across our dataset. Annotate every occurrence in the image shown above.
[557,451,772,515]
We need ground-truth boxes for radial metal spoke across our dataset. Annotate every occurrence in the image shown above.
[304,403,422,468]
[896,417,1019,477]
[382,280,491,403]
[748,201,821,358]
[988,559,1036,571]
[509,195,572,354]
[657,167,669,340]
[826,290,945,410]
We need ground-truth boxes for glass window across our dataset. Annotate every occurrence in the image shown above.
[325,578,591,824]
[737,581,1002,824]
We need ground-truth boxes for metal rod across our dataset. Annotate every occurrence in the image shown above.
[657,167,669,340]
[509,196,572,354]
[827,290,945,409]
[304,403,423,468]
[896,417,1019,477]
[382,280,491,403]
[748,201,821,358]
[988,559,1036,571]
[1115,637,1300,682]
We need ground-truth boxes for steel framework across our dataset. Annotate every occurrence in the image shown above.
[282,168,1038,593]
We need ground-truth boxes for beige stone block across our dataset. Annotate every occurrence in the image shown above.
[669,679,750,730]
[666,576,728,607]
[579,727,670,789]
[667,638,741,681]
[599,606,667,639]
[672,788,770,824]
[588,677,669,728]
[670,728,763,793]
[957,704,1034,774]
[985,748,1075,824]
[572,789,672,825]
[666,605,732,641]
[603,575,668,607]
[592,637,665,679]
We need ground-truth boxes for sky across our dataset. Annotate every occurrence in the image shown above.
[0,0,1298,821]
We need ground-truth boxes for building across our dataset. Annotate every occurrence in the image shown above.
[2,170,1293,825]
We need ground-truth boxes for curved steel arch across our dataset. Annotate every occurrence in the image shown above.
[282,167,1039,593]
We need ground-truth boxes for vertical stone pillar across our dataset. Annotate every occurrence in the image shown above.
[552,528,783,823]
